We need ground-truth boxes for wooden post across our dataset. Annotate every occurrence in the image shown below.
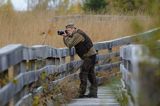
[17,60,28,103]
[27,59,37,97]
[55,58,60,65]
[28,60,36,71]
[8,63,21,106]
[46,57,55,65]
[35,59,45,70]
[69,48,75,61]
[8,66,14,81]
[8,66,14,106]
[60,57,66,64]
[70,55,74,61]
[108,47,112,72]
[60,57,66,78]
[20,60,27,73]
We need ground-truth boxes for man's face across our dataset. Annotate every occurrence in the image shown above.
[66,27,75,35]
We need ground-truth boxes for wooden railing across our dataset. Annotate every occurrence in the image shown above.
[120,40,160,105]
[0,28,159,106]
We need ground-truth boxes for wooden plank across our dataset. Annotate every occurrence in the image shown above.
[20,61,27,73]
[14,61,119,106]
[94,28,160,51]
[8,63,21,106]
[0,28,159,71]
[69,48,75,61]
[67,85,119,106]
[0,60,83,105]
[55,58,60,65]
[95,62,120,72]
[8,66,14,106]
[15,72,79,106]
[1,59,117,106]
[0,44,23,72]
[46,57,55,65]
[96,52,119,61]
[0,58,118,105]
[15,93,32,106]
[60,57,66,64]
[0,28,159,106]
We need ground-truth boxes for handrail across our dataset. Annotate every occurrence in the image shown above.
[0,28,159,106]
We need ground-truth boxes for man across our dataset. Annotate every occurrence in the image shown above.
[62,23,98,98]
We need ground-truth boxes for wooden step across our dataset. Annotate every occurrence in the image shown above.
[66,85,120,106]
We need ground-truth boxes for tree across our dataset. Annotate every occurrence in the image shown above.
[0,0,5,6]
[34,0,49,11]
[25,0,51,11]
[83,0,108,13]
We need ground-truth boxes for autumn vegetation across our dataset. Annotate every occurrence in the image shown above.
[0,0,160,105]
[0,0,158,47]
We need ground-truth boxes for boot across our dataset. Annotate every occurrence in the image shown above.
[86,87,97,98]
[86,94,97,98]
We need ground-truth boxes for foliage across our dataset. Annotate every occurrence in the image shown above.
[130,1,160,105]
[109,0,136,13]
[138,62,160,106]
[107,76,129,106]
[131,0,160,59]
[107,0,160,14]
[82,0,108,13]
[0,0,14,15]
[30,71,79,105]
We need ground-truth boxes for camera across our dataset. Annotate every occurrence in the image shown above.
[57,30,68,36]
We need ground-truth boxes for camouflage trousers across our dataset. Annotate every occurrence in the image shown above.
[79,54,97,96]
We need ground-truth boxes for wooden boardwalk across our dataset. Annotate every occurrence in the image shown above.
[67,85,119,106]
[0,28,158,106]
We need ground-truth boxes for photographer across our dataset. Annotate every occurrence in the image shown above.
[60,23,97,98]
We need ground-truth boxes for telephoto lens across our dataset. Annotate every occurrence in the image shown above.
[57,30,65,35]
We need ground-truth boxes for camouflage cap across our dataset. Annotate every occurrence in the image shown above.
[65,23,76,28]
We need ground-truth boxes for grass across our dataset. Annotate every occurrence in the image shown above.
[32,73,80,106]
[0,6,158,106]
[104,74,129,106]
[0,9,155,48]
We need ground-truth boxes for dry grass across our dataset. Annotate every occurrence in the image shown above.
[32,74,80,106]
[0,9,155,48]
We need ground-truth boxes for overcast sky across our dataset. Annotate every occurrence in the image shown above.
[10,0,80,11]
[11,0,27,10]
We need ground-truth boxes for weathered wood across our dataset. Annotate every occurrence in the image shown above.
[0,60,83,105]
[15,94,32,106]
[8,66,14,81]
[96,52,119,61]
[0,28,159,106]
[120,44,160,106]
[55,58,60,65]
[95,62,120,72]
[15,73,79,106]
[8,63,21,106]
[0,28,159,71]
[28,60,36,71]
[69,48,75,61]
[60,57,66,64]
[46,57,55,65]
[67,85,119,106]
[20,61,27,73]
[0,44,23,72]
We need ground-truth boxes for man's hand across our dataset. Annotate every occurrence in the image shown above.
[62,33,68,37]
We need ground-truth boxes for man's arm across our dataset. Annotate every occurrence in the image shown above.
[63,33,84,48]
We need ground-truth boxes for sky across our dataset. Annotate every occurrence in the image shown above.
[11,0,27,11]
[10,0,80,11]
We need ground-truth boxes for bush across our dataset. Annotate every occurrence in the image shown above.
[83,0,108,13]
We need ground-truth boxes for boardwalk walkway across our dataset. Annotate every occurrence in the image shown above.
[67,85,120,106]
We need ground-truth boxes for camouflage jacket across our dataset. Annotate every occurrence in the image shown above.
[63,30,96,58]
